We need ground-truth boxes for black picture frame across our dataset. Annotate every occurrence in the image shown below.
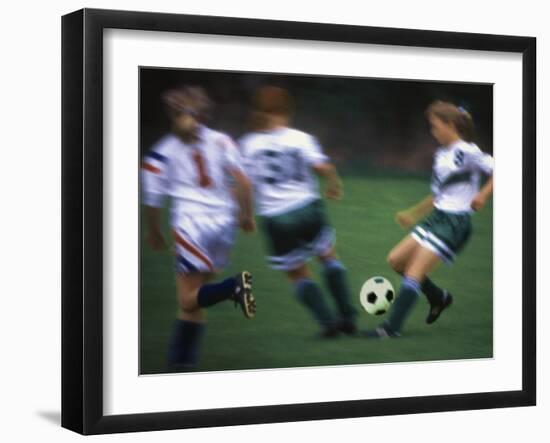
[62,8,536,435]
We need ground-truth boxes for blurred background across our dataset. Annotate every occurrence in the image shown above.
[140,68,493,173]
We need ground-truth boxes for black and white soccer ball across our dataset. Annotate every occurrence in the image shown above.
[359,276,395,316]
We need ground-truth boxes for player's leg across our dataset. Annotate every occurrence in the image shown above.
[261,203,338,336]
[168,216,255,369]
[386,247,442,333]
[317,247,358,335]
[366,247,441,338]
[287,263,339,337]
[196,272,255,318]
[167,272,207,369]
[387,234,449,317]
[422,277,453,324]
[290,199,354,334]
[386,235,420,274]
[412,211,472,323]
[174,215,256,318]
[168,269,255,369]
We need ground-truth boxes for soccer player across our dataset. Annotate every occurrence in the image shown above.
[366,100,494,338]
[142,85,257,369]
[239,86,357,337]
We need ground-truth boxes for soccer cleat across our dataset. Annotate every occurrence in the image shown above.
[363,323,401,339]
[426,291,453,324]
[336,318,358,336]
[319,325,341,339]
[232,271,256,319]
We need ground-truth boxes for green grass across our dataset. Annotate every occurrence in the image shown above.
[140,175,493,374]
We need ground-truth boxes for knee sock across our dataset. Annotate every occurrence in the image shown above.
[421,277,446,305]
[386,276,421,333]
[397,270,445,306]
[294,279,336,328]
[322,258,357,321]
[196,277,237,308]
[167,319,205,368]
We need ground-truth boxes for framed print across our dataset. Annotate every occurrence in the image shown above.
[61,8,536,435]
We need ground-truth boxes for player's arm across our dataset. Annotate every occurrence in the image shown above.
[144,206,167,251]
[471,175,493,211]
[469,148,494,211]
[229,168,255,233]
[302,134,342,200]
[142,149,169,251]
[226,136,255,233]
[312,162,343,200]
[395,195,434,229]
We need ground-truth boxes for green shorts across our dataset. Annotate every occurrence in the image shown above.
[260,199,335,271]
[411,209,472,263]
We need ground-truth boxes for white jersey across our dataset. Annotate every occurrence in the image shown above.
[431,140,494,213]
[239,127,329,216]
[141,126,244,223]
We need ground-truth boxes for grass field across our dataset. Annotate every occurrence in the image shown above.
[140,175,493,374]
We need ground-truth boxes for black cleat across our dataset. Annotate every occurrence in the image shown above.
[363,323,401,339]
[319,325,341,339]
[232,271,256,319]
[426,291,453,324]
[336,319,358,336]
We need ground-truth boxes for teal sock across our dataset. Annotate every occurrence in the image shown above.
[294,279,336,328]
[323,259,357,320]
[396,271,444,306]
[386,276,421,333]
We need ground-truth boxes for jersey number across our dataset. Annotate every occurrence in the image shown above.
[454,150,465,167]
[259,149,305,185]
[192,151,213,188]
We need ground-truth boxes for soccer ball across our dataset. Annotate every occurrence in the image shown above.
[359,276,395,316]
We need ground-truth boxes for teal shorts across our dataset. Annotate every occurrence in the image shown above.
[260,199,335,271]
[411,209,472,263]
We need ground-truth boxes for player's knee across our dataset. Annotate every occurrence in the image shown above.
[178,294,200,313]
[317,247,336,263]
[287,265,311,282]
[387,251,403,273]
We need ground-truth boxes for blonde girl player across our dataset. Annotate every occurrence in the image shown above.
[239,86,357,338]
[142,86,256,369]
[366,100,494,338]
